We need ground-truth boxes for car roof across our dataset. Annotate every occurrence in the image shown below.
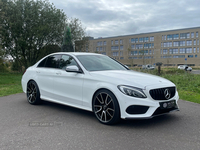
[49,52,103,57]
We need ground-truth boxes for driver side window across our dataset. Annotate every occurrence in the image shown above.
[59,55,78,70]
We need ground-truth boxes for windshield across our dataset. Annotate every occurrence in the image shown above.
[76,55,128,71]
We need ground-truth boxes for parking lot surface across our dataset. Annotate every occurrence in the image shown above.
[0,93,200,150]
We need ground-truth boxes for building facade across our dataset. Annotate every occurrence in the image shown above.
[87,26,200,67]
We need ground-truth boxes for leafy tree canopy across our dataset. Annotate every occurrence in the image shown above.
[0,0,88,69]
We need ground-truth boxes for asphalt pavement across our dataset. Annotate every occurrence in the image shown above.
[0,93,200,150]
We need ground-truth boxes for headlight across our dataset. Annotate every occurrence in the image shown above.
[117,85,147,98]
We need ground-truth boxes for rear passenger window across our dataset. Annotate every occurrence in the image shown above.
[37,58,47,67]
[45,55,61,68]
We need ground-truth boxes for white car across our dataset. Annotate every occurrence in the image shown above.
[178,65,192,71]
[22,52,179,125]
[142,64,155,70]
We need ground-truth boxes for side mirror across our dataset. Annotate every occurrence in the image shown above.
[66,65,81,73]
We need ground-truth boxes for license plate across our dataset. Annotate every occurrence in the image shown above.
[160,100,176,109]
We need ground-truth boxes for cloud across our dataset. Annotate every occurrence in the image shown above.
[49,0,200,38]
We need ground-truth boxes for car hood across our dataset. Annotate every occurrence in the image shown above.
[89,70,174,89]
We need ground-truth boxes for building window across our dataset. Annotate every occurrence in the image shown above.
[115,40,118,45]
[96,47,99,51]
[180,33,186,39]
[173,48,178,54]
[180,48,186,53]
[131,51,138,56]
[163,49,168,54]
[195,55,197,57]
[197,39,199,45]
[164,35,166,40]
[112,52,118,56]
[173,34,179,39]
[97,41,102,46]
[120,39,123,44]
[102,52,106,55]
[136,44,143,49]
[173,41,179,47]
[149,50,152,55]
[104,41,107,45]
[186,48,192,53]
[169,49,173,54]
[180,41,185,46]
[131,38,135,43]
[186,40,192,46]
[111,46,119,50]
[194,47,196,53]
[163,42,172,47]
[197,47,199,53]
[162,35,164,40]
[99,47,103,51]
[196,32,198,38]
[167,34,173,40]
[152,43,154,48]
[194,40,196,45]
[139,37,143,43]
[160,49,162,54]
[111,40,113,45]
[150,36,154,41]
[191,32,194,38]
[186,33,190,38]
[144,43,149,48]
[144,37,149,42]
[120,45,123,50]
[131,45,135,49]
[135,38,138,43]
[188,55,193,58]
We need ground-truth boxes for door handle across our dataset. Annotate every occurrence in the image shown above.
[56,72,61,75]
[36,71,40,73]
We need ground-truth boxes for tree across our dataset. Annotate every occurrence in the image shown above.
[0,0,66,69]
[67,18,88,52]
[61,25,74,52]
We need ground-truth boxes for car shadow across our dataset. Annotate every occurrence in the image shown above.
[40,100,180,128]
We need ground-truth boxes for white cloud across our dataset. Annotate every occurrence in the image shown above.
[49,0,200,38]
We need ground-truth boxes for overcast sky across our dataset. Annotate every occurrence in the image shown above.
[49,0,200,39]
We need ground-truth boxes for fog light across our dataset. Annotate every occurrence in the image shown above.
[163,103,168,108]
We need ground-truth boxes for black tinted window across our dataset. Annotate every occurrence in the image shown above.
[59,55,78,70]
[45,55,61,68]
[37,58,47,67]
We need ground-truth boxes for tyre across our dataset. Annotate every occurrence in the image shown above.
[27,81,41,105]
[92,89,120,125]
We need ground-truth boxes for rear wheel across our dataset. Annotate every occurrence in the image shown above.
[27,81,41,105]
[92,89,120,125]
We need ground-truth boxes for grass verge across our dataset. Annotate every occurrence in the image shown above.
[0,69,200,104]
[0,73,23,97]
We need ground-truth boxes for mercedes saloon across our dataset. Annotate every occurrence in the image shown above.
[21,52,179,125]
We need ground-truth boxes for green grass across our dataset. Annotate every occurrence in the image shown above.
[0,69,200,104]
[0,73,23,97]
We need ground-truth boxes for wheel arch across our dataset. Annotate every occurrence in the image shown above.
[91,88,121,114]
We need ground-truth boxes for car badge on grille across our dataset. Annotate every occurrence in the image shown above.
[164,89,171,99]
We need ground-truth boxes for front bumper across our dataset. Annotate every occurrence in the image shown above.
[116,89,179,120]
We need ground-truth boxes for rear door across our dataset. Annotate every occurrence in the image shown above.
[36,54,61,99]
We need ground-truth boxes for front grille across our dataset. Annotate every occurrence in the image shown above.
[149,87,176,100]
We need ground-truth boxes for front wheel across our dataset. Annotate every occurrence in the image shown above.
[27,81,41,105]
[92,89,120,125]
